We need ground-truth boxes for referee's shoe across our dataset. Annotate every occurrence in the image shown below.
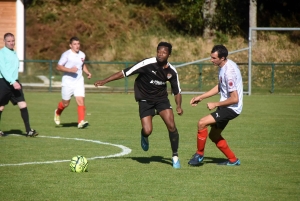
[26,129,38,137]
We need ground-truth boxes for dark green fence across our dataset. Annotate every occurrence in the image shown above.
[19,60,300,94]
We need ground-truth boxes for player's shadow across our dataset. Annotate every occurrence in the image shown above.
[58,122,78,128]
[1,129,26,137]
[129,156,172,166]
[202,157,228,164]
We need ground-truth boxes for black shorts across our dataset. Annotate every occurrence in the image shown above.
[210,107,239,129]
[0,78,25,106]
[138,99,172,119]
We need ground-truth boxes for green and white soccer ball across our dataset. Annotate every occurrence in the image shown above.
[70,155,88,173]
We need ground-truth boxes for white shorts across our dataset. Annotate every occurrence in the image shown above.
[61,77,85,100]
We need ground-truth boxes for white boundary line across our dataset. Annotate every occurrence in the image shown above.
[0,135,132,167]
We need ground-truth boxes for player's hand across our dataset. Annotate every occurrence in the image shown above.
[69,67,78,73]
[94,80,106,87]
[190,96,201,106]
[87,73,92,79]
[207,102,217,110]
[12,82,21,90]
[176,107,183,116]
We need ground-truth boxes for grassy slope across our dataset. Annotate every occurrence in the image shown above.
[25,0,300,63]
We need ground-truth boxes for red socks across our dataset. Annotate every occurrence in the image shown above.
[56,101,65,115]
[196,128,208,156]
[77,105,85,123]
[196,128,237,162]
[214,136,237,162]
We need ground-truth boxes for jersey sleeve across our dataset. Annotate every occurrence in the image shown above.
[122,58,155,77]
[58,51,68,66]
[169,66,181,95]
[225,64,238,92]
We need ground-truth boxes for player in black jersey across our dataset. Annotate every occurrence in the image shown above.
[94,42,183,168]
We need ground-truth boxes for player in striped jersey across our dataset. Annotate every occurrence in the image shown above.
[188,45,243,166]
[94,42,183,168]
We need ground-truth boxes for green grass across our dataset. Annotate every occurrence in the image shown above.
[0,92,300,201]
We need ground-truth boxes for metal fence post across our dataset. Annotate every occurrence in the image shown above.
[49,60,53,92]
[125,62,129,93]
[198,64,202,91]
[270,64,275,93]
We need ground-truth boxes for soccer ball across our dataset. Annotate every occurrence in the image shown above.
[70,155,88,173]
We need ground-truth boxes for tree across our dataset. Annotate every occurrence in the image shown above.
[202,0,217,38]
[249,0,257,44]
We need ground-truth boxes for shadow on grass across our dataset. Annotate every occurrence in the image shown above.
[185,156,227,167]
[2,129,26,137]
[129,156,172,166]
[58,122,78,128]
[203,157,228,164]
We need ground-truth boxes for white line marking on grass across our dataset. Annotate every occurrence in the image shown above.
[0,135,132,167]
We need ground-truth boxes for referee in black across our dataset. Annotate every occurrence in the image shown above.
[94,42,183,168]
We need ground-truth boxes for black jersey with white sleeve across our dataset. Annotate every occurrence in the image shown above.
[122,57,181,102]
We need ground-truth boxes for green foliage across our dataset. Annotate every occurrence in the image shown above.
[213,31,228,44]
[25,0,82,6]
[41,13,57,23]
[174,0,205,35]
[212,0,248,36]
[257,0,300,27]
[24,0,300,61]
[59,0,82,5]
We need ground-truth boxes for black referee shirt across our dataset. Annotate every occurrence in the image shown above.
[122,57,181,102]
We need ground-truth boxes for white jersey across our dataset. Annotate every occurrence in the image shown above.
[58,49,85,86]
[218,59,243,114]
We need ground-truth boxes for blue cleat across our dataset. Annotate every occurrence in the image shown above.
[172,156,181,169]
[188,153,204,166]
[217,158,240,166]
[141,133,149,151]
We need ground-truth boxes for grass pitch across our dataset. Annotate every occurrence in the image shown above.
[0,92,299,201]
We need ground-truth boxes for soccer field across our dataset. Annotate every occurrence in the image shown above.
[0,92,299,201]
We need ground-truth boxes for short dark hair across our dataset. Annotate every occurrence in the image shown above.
[211,45,228,59]
[157,42,172,54]
[69,36,80,44]
[4,33,14,40]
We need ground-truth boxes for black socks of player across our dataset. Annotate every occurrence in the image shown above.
[141,128,149,138]
[20,107,31,132]
[169,129,179,157]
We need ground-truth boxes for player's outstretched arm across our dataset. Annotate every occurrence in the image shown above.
[94,71,124,87]
[190,84,219,106]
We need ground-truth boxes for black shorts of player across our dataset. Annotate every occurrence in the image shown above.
[210,107,239,130]
[0,78,25,106]
[138,99,172,119]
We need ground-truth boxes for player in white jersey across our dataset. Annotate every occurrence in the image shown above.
[188,45,243,166]
[54,37,92,129]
